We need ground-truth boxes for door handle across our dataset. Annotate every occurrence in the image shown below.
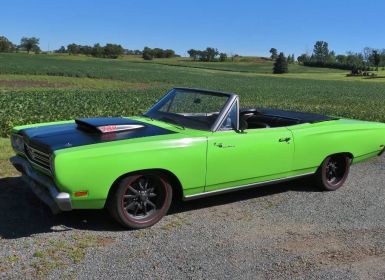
[214,142,235,148]
[279,137,291,143]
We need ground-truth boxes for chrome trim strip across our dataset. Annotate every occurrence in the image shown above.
[183,172,315,201]
[27,145,49,156]
[24,143,51,174]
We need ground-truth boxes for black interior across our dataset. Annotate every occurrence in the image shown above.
[239,108,336,130]
[241,112,300,129]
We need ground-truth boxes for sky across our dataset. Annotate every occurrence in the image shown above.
[1,0,385,57]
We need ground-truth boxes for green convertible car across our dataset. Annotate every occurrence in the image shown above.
[10,88,385,228]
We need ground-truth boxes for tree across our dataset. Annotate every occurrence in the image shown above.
[197,50,208,61]
[164,49,175,58]
[287,54,295,64]
[336,54,347,64]
[152,48,164,58]
[20,37,40,54]
[205,47,219,61]
[381,49,385,67]
[54,46,66,53]
[371,50,381,71]
[269,48,278,60]
[92,43,103,57]
[67,43,80,55]
[142,47,154,60]
[327,50,336,63]
[219,53,227,62]
[188,49,198,60]
[297,53,310,64]
[103,43,124,58]
[78,45,91,56]
[273,52,288,74]
[313,41,329,63]
[188,47,223,61]
[0,36,15,52]
[362,47,373,63]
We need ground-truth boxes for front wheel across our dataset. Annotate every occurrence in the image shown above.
[107,173,172,229]
[315,155,351,191]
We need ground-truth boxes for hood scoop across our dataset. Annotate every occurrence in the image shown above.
[75,117,145,134]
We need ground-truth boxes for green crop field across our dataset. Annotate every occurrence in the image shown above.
[1,52,385,140]
[1,52,385,177]
[150,56,347,74]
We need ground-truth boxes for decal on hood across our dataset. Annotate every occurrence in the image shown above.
[75,118,146,134]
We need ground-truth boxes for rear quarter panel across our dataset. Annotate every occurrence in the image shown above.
[289,119,385,172]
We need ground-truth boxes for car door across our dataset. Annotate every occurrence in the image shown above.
[205,101,294,192]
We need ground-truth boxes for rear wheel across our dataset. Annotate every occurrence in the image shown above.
[315,155,351,191]
[108,173,172,229]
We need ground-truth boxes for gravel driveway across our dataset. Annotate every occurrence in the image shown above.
[1,156,384,280]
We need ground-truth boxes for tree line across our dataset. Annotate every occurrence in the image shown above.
[0,36,40,53]
[1,35,384,68]
[296,41,385,71]
[269,41,385,74]
[187,47,227,62]
[56,43,126,59]
[0,35,178,60]
[142,47,176,60]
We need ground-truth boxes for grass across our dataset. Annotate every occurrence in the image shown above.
[23,235,113,279]
[0,138,17,177]
[151,56,347,74]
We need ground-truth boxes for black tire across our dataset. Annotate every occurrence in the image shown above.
[315,154,351,191]
[107,172,172,229]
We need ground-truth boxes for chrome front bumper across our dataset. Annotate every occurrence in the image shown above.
[10,156,72,214]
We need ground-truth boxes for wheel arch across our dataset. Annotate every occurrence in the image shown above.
[318,152,354,167]
[336,152,354,160]
[106,168,184,205]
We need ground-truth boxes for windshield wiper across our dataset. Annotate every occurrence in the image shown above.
[159,116,185,130]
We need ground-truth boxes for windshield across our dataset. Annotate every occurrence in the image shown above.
[144,88,231,131]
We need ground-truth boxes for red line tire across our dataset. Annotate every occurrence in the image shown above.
[315,155,351,191]
[107,172,172,229]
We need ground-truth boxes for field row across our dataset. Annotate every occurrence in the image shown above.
[1,53,385,137]
[1,76,385,137]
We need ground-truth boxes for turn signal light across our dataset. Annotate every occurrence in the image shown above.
[74,191,88,197]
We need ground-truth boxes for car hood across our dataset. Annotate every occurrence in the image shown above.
[18,117,177,153]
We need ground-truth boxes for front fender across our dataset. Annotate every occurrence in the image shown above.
[53,136,207,209]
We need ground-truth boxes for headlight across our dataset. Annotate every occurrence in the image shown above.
[11,134,24,153]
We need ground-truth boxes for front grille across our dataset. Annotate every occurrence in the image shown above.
[24,144,51,173]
